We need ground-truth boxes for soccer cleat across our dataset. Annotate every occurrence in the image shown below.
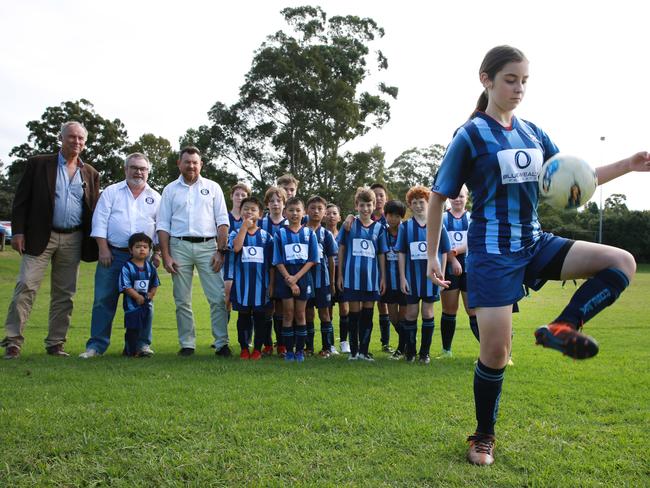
[240,348,250,360]
[382,344,394,353]
[304,349,314,357]
[250,350,262,361]
[358,353,375,362]
[318,349,331,358]
[348,353,358,361]
[295,351,305,363]
[389,350,403,361]
[284,351,295,362]
[329,345,340,355]
[419,354,431,365]
[277,345,287,358]
[340,341,351,354]
[79,348,101,359]
[534,322,599,359]
[467,433,495,466]
[261,345,274,356]
[436,349,453,360]
[405,354,416,364]
[3,345,20,360]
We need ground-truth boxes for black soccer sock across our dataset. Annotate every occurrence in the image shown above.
[252,311,266,351]
[554,268,629,327]
[282,327,295,353]
[469,315,480,342]
[237,312,251,350]
[124,329,138,356]
[321,321,333,350]
[403,319,418,358]
[396,320,406,354]
[474,360,505,436]
[264,315,273,347]
[273,314,283,344]
[419,317,435,357]
[379,313,390,346]
[306,321,315,350]
[294,325,307,353]
[440,312,456,351]
[348,311,360,355]
[339,314,349,342]
[359,307,374,355]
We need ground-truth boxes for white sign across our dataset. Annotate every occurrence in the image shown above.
[134,279,149,291]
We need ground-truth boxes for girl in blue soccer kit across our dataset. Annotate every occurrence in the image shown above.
[426,45,650,466]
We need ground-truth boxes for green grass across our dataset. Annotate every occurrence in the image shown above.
[0,250,648,487]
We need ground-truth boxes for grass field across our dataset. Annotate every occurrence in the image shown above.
[0,250,648,487]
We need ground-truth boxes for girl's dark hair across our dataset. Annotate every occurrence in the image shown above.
[473,45,527,118]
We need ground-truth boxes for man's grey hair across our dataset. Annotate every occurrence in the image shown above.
[59,121,88,140]
[124,152,152,171]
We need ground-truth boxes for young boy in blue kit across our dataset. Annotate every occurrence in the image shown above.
[305,196,338,357]
[337,187,388,361]
[229,197,274,360]
[397,186,452,363]
[272,197,319,362]
[119,233,160,357]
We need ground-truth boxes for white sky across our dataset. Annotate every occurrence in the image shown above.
[1,0,648,209]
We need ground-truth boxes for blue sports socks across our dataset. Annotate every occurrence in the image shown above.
[306,321,315,351]
[359,307,374,356]
[474,360,505,436]
[282,328,295,353]
[419,317,435,356]
[320,321,334,350]
[440,312,456,351]
[339,314,349,342]
[403,319,418,359]
[554,268,629,327]
[394,319,405,354]
[294,325,307,353]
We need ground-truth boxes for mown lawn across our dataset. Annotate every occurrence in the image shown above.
[0,250,648,486]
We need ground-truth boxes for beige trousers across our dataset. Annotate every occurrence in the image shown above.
[2,231,82,349]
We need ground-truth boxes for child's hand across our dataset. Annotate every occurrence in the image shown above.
[400,279,410,295]
[285,274,297,286]
[337,275,344,292]
[343,214,355,231]
[135,295,146,306]
[147,292,155,301]
[291,284,300,296]
[244,216,257,230]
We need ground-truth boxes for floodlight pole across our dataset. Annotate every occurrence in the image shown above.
[598,136,605,243]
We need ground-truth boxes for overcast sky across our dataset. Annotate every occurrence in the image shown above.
[1,0,648,209]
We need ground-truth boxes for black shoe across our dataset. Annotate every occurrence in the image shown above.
[177,347,195,357]
[215,345,232,357]
[381,344,394,353]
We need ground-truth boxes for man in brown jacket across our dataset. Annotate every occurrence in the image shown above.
[1,121,100,359]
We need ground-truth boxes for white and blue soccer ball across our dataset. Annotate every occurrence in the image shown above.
[538,154,598,209]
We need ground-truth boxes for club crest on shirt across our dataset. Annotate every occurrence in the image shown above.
[200,189,209,195]
[497,148,543,184]
[145,197,154,204]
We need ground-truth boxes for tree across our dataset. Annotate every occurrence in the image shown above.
[604,193,628,214]
[385,144,445,201]
[205,5,397,197]
[124,133,174,192]
[0,159,13,220]
[8,99,129,186]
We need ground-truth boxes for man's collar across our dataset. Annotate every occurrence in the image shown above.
[58,151,84,167]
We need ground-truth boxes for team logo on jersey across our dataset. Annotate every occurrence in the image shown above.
[200,189,209,195]
[134,279,149,290]
[242,246,264,263]
[145,197,154,204]
[409,241,428,260]
[497,148,542,184]
[285,243,308,261]
[449,230,467,249]
[352,238,375,258]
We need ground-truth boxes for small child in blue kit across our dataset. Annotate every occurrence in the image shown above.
[119,233,160,357]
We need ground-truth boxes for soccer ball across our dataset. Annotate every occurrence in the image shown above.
[538,154,598,209]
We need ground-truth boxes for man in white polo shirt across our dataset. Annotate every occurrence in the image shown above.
[156,146,231,357]
[79,152,161,358]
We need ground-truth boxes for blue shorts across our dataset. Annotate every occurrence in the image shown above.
[466,232,572,308]
[274,274,314,301]
[231,300,272,312]
[308,287,332,309]
[342,288,380,303]
[380,289,407,305]
[405,293,438,305]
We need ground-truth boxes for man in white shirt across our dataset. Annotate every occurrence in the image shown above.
[79,153,161,358]
[156,146,231,356]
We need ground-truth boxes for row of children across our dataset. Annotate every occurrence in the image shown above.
[223,174,476,363]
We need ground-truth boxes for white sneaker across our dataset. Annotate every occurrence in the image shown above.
[140,345,155,356]
[348,353,358,361]
[340,341,351,354]
[507,357,514,366]
[329,345,340,355]
[79,348,100,359]
[436,349,453,359]
[358,353,375,362]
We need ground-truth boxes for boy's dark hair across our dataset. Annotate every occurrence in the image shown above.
[306,195,328,208]
[370,183,387,193]
[240,196,263,214]
[286,196,305,209]
[128,232,153,250]
[384,200,407,218]
[326,203,339,211]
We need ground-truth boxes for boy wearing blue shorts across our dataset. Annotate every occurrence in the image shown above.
[229,197,274,360]
[381,200,408,360]
[397,186,451,363]
[119,233,160,357]
[336,187,388,361]
[272,197,319,362]
[305,196,338,357]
